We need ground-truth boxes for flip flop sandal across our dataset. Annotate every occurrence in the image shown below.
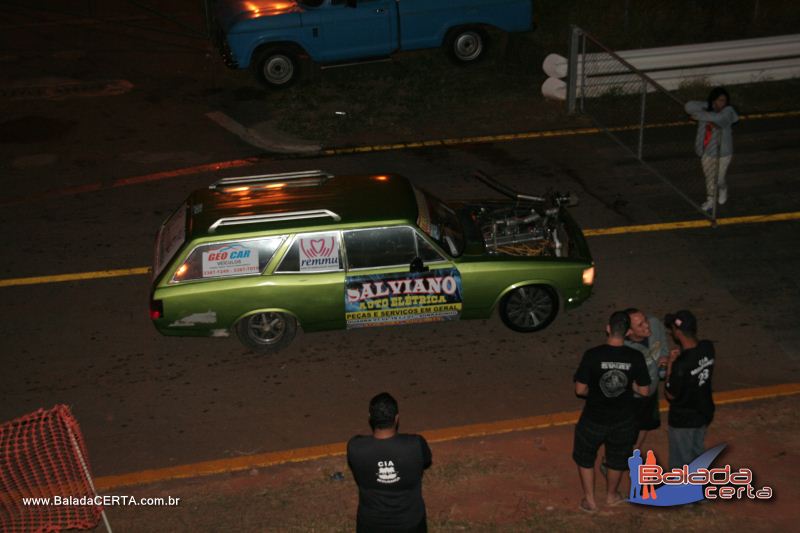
[579,499,597,513]
[608,493,627,507]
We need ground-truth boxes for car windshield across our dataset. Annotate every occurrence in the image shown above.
[413,186,465,257]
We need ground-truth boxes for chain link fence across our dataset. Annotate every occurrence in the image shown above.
[566,26,725,221]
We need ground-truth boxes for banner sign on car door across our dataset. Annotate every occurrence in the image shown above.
[345,268,463,328]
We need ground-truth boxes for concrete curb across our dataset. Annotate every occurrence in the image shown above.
[206,111,322,155]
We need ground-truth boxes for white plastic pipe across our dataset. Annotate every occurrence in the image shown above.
[548,57,800,99]
[541,76,567,100]
[543,34,800,78]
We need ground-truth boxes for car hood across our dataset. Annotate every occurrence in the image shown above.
[216,0,302,30]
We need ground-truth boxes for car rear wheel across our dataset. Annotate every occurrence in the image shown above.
[499,285,558,332]
[445,27,487,64]
[235,312,297,353]
[251,47,300,89]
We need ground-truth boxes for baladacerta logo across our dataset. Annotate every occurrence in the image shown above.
[628,445,773,506]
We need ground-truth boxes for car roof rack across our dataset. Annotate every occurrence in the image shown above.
[209,209,341,231]
[209,170,333,190]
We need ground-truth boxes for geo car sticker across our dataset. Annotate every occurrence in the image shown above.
[201,242,259,278]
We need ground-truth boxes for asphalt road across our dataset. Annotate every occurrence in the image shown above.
[1,2,799,478]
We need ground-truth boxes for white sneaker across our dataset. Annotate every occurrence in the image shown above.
[718,186,728,205]
[701,198,714,212]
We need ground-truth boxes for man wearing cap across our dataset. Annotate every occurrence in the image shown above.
[664,310,716,469]
[573,311,651,511]
[347,392,432,533]
[624,308,670,449]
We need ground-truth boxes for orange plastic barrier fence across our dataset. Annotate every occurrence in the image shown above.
[0,405,102,532]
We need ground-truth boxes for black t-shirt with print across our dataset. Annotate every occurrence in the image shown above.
[347,433,432,532]
[574,344,651,425]
[666,340,716,428]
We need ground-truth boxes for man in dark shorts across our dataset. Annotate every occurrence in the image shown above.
[347,392,432,533]
[624,308,669,449]
[664,310,715,469]
[573,311,651,512]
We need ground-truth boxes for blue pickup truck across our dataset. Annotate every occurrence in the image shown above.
[213,0,534,88]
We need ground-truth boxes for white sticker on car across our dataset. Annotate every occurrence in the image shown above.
[169,310,217,327]
[298,234,339,272]
[202,243,259,277]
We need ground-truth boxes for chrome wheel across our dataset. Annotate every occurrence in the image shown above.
[236,311,297,353]
[499,285,558,332]
[245,312,286,344]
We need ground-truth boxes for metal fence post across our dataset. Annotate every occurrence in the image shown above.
[567,25,580,115]
[637,79,647,160]
[203,0,212,38]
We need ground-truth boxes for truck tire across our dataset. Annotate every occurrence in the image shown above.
[235,311,297,354]
[251,47,300,89]
[498,285,558,333]
[445,27,488,64]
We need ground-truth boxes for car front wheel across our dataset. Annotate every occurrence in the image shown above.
[445,27,487,64]
[235,311,297,354]
[499,285,559,333]
[251,47,300,89]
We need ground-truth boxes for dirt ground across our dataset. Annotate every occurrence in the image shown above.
[99,394,799,532]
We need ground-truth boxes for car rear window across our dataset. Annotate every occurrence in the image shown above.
[155,204,187,277]
[170,237,283,283]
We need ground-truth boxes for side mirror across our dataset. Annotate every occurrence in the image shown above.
[410,257,429,274]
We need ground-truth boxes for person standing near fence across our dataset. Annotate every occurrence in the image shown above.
[347,392,432,533]
[685,87,739,213]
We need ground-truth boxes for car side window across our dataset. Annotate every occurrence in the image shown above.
[277,231,343,273]
[345,226,437,270]
[171,237,282,283]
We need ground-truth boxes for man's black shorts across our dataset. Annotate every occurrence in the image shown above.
[634,390,661,432]
[572,416,636,471]
[357,516,427,533]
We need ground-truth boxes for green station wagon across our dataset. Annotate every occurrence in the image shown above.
[150,170,595,353]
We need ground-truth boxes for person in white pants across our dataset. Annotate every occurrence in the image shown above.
[685,88,739,212]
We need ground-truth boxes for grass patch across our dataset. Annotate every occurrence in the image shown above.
[427,454,504,486]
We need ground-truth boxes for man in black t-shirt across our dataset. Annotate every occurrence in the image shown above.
[347,392,432,533]
[573,311,651,512]
[664,310,715,469]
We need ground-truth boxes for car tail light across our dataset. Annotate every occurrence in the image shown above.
[582,266,595,286]
[150,299,164,320]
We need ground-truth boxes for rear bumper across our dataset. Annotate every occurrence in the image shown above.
[563,284,593,310]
